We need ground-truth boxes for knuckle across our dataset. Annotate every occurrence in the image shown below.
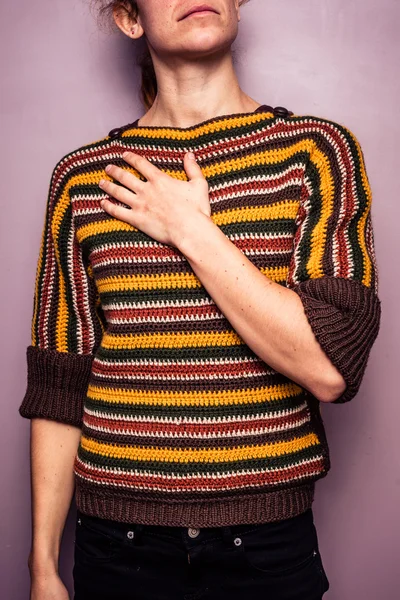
[112,185,123,200]
[119,171,130,186]
[106,201,115,215]
[110,184,117,195]
[196,178,208,190]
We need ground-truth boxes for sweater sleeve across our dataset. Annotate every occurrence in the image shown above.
[286,120,381,404]
[18,158,106,427]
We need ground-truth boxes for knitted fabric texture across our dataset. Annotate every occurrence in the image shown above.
[19,105,381,526]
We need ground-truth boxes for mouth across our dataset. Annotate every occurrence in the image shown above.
[179,4,219,21]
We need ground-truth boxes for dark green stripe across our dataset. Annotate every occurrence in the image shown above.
[297,159,322,282]
[57,202,79,352]
[95,344,259,361]
[84,395,304,420]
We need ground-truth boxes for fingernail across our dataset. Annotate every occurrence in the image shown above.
[122,151,131,159]
[187,152,196,160]
[99,179,106,186]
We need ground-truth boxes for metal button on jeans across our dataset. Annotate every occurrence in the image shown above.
[127,530,135,540]
[234,537,242,546]
[188,527,200,538]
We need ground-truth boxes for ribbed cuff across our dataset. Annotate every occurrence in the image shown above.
[292,276,381,404]
[18,345,94,427]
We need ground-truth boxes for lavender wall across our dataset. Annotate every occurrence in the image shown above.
[2,0,399,598]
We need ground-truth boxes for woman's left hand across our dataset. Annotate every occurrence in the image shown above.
[98,151,211,248]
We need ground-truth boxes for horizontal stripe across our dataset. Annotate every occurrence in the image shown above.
[80,431,319,463]
[86,380,303,407]
[74,456,325,494]
[83,393,306,420]
[95,266,289,295]
[121,110,274,141]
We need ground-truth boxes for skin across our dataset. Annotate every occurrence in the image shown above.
[29,1,345,598]
[29,421,80,599]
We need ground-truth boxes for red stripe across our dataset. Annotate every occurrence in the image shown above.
[103,304,221,323]
[91,357,267,378]
[211,167,304,202]
[71,235,93,352]
[74,456,325,490]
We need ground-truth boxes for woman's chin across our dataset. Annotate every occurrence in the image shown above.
[177,30,236,55]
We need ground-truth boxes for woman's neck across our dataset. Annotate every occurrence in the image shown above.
[137,52,260,128]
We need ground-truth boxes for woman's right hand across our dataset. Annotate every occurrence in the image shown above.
[30,572,70,600]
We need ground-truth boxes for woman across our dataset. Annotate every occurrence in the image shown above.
[19,1,381,599]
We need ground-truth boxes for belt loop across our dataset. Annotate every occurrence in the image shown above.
[221,525,234,546]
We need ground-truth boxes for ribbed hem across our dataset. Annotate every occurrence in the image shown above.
[18,345,94,428]
[74,480,315,527]
[292,276,381,404]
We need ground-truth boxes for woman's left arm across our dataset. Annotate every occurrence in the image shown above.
[175,209,346,404]
[99,123,381,405]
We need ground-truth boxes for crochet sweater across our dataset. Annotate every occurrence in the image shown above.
[19,104,381,527]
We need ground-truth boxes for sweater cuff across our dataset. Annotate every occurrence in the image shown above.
[19,345,94,428]
[291,276,381,404]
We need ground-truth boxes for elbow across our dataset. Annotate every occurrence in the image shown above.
[313,371,347,404]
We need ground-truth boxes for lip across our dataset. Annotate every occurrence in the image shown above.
[179,4,219,20]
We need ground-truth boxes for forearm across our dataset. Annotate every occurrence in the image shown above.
[28,418,81,576]
[177,214,346,402]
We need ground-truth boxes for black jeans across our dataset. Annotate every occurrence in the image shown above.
[73,507,330,600]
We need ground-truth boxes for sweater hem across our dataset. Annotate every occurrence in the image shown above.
[74,480,316,527]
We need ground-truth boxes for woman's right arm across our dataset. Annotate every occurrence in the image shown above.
[19,157,106,597]
[28,419,81,598]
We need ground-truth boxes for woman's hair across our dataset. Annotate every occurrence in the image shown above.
[90,1,250,109]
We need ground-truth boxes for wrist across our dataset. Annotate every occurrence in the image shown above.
[28,549,59,577]
[174,212,221,259]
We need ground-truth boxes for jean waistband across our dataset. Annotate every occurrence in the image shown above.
[76,507,313,545]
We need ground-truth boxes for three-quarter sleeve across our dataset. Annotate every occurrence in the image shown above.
[19,158,106,427]
[286,120,382,404]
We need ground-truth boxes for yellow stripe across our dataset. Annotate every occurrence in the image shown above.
[211,201,299,226]
[96,265,288,294]
[87,381,303,407]
[76,218,138,245]
[52,186,72,351]
[121,110,275,141]
[80,431,319,463]
[101,330,243,349]
[305,145,335,278]
[202,147,300,179]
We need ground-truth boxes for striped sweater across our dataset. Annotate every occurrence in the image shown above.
[19,104,381,527]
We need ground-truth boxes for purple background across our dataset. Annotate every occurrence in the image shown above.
[2,0,399,598]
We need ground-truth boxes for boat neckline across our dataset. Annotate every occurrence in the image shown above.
[125,104,273,133]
